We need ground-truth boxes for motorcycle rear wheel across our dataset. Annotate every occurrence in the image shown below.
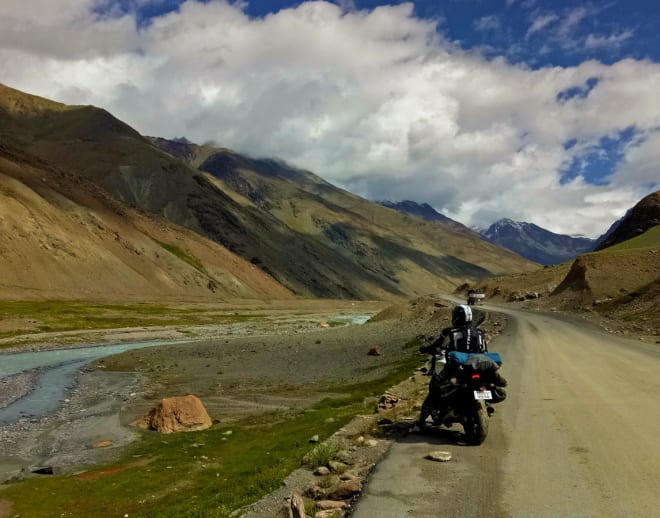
[464,400,489,445]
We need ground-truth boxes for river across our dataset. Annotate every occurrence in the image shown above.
[0,313,376,426]
[0,340,187,425]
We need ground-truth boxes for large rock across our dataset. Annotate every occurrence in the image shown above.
[138,395,212,434]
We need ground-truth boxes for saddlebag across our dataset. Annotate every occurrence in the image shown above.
[448,351,502,367]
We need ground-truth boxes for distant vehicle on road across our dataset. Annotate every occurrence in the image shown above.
[467,289,485,306]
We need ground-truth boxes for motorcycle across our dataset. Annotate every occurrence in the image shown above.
[419,346,506,445]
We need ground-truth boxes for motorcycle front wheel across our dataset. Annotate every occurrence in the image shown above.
[464,400,489,445]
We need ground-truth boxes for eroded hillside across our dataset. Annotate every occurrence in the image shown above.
[0,144,292,301]
[1,83,538,301]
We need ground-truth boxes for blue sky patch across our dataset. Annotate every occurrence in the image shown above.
[94,0,190,27]
[561,127,637,186]
[113,1,660,69]
[557,77,600,103]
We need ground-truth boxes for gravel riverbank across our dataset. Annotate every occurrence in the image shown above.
[0,372,39,410]
[0,297,452,485]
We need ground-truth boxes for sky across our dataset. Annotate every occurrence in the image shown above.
[1,1,659,237]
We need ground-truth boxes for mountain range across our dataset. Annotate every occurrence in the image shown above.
[378,199,600,265]
[480,219,597,265]
[0,83,538,302]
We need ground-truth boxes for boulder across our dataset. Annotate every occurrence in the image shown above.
[284,493,306,518]
[326,479,362,499]
[138,395,212,434]
[425,450,452,462]
[316,500,348,510]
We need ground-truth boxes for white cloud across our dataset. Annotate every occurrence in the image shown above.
[613,130,660,186]
[0,0,657,238]
[474,15,500,32]
[526,13,558,36]
[584,30,634,49]
[557,6,588,40]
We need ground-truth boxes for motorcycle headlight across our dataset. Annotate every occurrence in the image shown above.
[450,377,458,385]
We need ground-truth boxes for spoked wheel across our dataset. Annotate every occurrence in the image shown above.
[464,400,489,445]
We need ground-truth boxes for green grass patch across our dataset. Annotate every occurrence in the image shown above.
[1,353,418,518]
[0,300,257,346]
[596,225,660,252]
[325,320,346,327]
[302,441,341,469]
[155,240,206,273]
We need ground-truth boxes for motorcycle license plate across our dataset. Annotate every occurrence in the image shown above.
[474,390,492,400]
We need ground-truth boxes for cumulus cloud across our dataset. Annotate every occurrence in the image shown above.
[0,0,657,237]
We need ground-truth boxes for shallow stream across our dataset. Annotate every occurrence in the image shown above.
[0,312,374,426]
[0,340,183,425]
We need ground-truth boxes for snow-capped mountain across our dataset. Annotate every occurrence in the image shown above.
[481,219,596,265]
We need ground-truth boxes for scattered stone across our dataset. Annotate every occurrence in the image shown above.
[32,466,54,475]
[304,484,325,499]
[328,460,348,473]
[315,509,344,518]
[316,500,348,510]
[284,493,306,518]
[326,479,362,499]
[333,450,354,464]
[367,346,382,356]
[314,466,331,476]
[339,471,359,481]
[320,322,330,328]
[309,434,320,443]
[365,439,378,447]
[93,440,113,448]
[425,451,452,462]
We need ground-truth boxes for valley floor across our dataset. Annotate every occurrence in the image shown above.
[0,298,435,486]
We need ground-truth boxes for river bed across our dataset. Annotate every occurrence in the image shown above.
[0,312,375,426]
[0,340,186,425]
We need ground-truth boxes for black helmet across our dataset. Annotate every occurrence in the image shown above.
[451,304,473,327]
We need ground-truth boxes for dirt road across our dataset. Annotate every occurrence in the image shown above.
[352,304,660,517]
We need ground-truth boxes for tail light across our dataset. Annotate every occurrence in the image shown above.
[471,373,481,380]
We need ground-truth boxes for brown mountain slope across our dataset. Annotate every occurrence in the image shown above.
[184,146,539,291]
[0,143,293,301]
[1,83,537,300]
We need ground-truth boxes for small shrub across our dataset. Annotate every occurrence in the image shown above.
[302,442,339,469]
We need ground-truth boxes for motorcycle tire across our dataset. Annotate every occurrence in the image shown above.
[464,400,489,445]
